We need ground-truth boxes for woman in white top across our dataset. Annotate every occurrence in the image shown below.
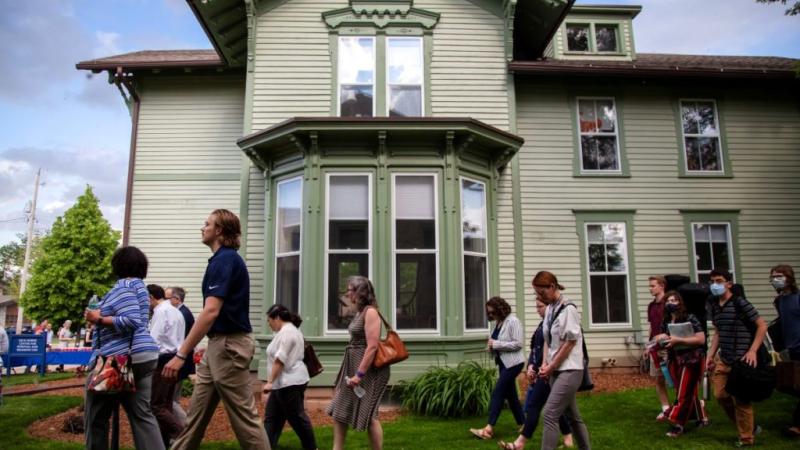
[57,320,73,341]
[470,296,526,440]
[262,304,318,450]
[534,271,591,450]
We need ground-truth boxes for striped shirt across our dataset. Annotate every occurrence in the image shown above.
[491,314,526,368]
[709,295,760,365]
[92,278,158,364]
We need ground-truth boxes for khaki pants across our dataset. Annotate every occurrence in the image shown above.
[171,333,269,450]
[711,354,755,444]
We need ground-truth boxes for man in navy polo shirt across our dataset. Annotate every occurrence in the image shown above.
[163,209,269,450]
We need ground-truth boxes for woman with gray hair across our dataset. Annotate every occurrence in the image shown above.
[327,276,390,450]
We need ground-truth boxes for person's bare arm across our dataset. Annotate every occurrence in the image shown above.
[348,308,381,386]
[539,340,577,378]
[162,296,223,380]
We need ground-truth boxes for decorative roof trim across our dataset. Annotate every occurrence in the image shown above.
[323,0,440,29]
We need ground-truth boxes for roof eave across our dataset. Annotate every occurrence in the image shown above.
[508,62,800,81]
[75,59,227,72]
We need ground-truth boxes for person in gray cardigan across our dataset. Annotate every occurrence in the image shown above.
[470,296,526,440]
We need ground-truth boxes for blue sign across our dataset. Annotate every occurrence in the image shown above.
[7,334,46,376]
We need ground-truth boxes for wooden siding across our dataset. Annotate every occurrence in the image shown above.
[129,76,245,316]
[551,13,635,61]
[515,80,800,364]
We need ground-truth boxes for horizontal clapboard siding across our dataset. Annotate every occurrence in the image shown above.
[515,80,800,362]
[129,76,245,315]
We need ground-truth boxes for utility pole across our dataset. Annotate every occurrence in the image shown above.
[16,168,41,334]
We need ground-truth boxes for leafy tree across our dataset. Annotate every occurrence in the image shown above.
[0,233,45,296]
[20,186,121,327]
[757,0,800,15]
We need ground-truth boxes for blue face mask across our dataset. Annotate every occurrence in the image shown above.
[771,277,786,291]
[710,282,726,296]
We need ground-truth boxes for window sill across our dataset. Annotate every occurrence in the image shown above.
[678,173,733,179]
[585,325,636,333]
[563,51,627,57]
[574,172,631,178]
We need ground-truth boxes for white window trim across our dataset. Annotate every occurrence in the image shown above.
[337,36,377,118]
[459,176,491,333]
[323,172,373,335]
[690,221,735,282]
[565,22,592,53]
[594,23,620,53]
[576,97,622,174]
[273,176,303,313]
[385,36,425,117]
[679,98,724,174]
[584,222,632,328]
[391,172,441,335]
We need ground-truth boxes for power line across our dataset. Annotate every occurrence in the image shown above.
[0,217,26,223]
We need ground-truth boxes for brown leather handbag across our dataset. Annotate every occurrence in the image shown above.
[303,341,324,378]
[372,308,409,368]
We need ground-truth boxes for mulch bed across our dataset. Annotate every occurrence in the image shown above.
[25,368,651,446]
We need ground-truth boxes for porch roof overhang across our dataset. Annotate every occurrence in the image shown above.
[236,117,524,172]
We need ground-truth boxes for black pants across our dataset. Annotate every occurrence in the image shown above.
[488,362,525,426]
[264,383,317,450]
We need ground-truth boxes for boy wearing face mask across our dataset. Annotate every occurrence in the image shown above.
[705,268,768,447]
[769,264,800,438]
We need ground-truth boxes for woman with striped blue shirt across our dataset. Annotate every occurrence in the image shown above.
[84,246,164,450]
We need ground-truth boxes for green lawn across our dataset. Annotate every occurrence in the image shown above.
[2,371,77,387]
[1,389,798,449]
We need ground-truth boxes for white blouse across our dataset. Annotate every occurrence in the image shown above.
[542,296,585,372]
[266,322,309,389]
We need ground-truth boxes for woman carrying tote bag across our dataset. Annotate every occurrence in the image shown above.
[84,246,164,450]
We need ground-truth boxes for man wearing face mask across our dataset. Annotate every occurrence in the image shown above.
[769,264,800,438]
[705,268,768,447]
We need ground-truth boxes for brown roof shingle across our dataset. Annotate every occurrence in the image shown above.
[76,50,224,71]
[510,53,799,80]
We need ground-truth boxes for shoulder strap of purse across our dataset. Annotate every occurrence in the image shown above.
[546,303,588,362]
[368,306,393,332]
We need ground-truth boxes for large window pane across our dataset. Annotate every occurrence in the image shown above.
[595,25,618,52]
[276,256,299,312]
[396,253,437,329]
[277,178,301,254]
[464,255,487,330]
[329,176,369,249]
[692,222,733,283]
[567,25,589,51]
[340,86,373,117]
[327,254,369,330]
[578,99,620,172]
[586,222,629,324]
[388,38,422,84]
[681,100,722,172]
[461,179,487,254]
[396,220,435,249]
[389,86,422,117]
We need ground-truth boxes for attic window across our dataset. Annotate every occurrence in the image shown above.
[595,25,618,52]
[566,24,590,52]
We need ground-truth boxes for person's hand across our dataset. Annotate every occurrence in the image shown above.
[348,374,362,387]
[262,381,273,395]
[705,356,715,372]
[161,356,185,381]
[487,339,495,350]
[742,350,758,368]
[84,309,101,324]
[526,366,537,383]
[663,336,675,348]
[539,363,551,379]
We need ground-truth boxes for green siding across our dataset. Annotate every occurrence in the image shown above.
[515,80,800,365]
[128,75,245,318]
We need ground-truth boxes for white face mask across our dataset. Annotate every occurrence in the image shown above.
[771,276,786,290]
[709,282,726,296]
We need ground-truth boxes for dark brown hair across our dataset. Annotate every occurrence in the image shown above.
[532,271,565,290]
[771,264,798,293]
[347,276,378,312]
[664,290,688,322]
[211,209,242,250]
[111,246,148,279]
[267,303,303,328]
[486,296,511,321]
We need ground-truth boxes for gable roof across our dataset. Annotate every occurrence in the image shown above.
[509,53,800,80]
[76,50,224,71]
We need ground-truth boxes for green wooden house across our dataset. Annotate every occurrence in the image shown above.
[77,0,800,383]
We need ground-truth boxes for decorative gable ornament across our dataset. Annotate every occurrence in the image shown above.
[322,0,440,30]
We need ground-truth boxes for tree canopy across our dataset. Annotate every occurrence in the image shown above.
[757,0,800,15]
[20,186,121,327]
[0,233,44,297]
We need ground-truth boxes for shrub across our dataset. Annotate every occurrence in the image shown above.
[181,378,194,397]
[396,361,496,417]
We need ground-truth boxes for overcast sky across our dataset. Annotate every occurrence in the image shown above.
[1,0,798,246]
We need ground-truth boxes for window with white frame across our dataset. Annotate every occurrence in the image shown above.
[578,98,620,172]
[691,223,733,283]
[275,177,302,312]
[338,37,375,117]
[681,100,723,172]
[387,37,423,117]
[595,24,618,52]
[566,24,590,52]
[393,174,438,331]
[461,178,489,330]
[585,223,630,324]
[326,174,371,331]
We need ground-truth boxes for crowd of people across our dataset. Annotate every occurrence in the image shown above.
[4,206,797,449]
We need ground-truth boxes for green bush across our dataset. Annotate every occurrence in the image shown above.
[181,378,194,397]
[396,361,496,417]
